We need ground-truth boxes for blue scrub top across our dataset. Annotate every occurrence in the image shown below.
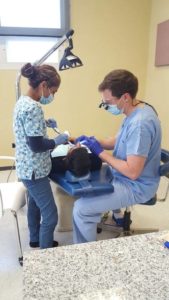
[13,95,52,180]
[112,104,161,203]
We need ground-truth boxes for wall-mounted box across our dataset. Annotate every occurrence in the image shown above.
[155,19,169,66]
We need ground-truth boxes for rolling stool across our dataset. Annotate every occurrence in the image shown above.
[97,148,169,237]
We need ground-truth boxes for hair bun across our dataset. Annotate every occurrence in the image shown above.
[21,63,36,78]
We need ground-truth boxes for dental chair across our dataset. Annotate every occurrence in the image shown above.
[0,156,27,266]
[49,164,114,231]
[50,149,169,238]
[98,148,169,236]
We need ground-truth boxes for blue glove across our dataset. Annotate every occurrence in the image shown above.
[75,135,91,144]
[83,137,103,156]
[54,133,69,146]
[46,118,57,129]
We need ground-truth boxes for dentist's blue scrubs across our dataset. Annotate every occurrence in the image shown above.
[73,104,161,244]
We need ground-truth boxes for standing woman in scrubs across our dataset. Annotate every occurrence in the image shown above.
[73,69,162,244]
[13,63,68,249]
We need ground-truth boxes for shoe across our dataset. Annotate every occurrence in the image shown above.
[112,214,124,227]
[52,241,59,247]
[112,215,132,227]
[29,240,59,248]
[29,241,39,248]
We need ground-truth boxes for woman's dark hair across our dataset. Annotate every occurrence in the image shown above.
[21,63,61,89]
[98,69,138,99]
[65,148,91,177]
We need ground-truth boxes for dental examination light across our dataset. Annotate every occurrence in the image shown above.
[16,29,83,100]
[59,37,83,71]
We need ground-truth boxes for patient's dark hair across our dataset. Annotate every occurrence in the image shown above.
[65,148,91,177]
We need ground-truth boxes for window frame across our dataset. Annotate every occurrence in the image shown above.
[0,0,69,37]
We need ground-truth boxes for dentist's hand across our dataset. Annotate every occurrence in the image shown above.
[54,133,69,146]
[46,118,57,129]
[75,135,91,144]
[83,137,104,156]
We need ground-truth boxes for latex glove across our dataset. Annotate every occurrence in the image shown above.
[46,118,57,129]
[83,137,104,156]
[75,135,91,144]
[54,133,69,146]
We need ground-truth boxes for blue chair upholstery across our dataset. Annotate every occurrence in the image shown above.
[49,163,114,197]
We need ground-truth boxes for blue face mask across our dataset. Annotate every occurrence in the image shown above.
[40,93,54,105]
[107,104,123,115]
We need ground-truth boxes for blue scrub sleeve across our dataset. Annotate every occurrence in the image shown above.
[126,123,152,157]
[27,136,55,153]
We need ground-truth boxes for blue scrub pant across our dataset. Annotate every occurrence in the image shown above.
[22,176,58,249]
[73,177,136,244]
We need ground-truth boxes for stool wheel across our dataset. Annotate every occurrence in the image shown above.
[19,256,23,266]
[97,227,102,234]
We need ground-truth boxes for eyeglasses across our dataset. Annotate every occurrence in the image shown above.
[99,94,123,110]
[98,100,109,110]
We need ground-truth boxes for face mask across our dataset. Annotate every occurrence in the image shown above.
[107,104,123,115]
[40,93,54,105]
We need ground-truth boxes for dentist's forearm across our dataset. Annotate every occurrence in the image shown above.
[99,151,145,180]
[99,137,116,150]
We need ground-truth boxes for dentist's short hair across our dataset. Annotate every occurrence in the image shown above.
[98,69,138,99]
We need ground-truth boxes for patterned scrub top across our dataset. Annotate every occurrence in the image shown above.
[13,95,52,180]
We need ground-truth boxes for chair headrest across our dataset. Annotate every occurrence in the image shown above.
[161,149,169,163]
[65,170,91,183]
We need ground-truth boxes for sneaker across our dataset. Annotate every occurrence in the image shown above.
[112,214,124,227]
[29,241,39,248]
[52,241,59,247]
[29,240,59,248]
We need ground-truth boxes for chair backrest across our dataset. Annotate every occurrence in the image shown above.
[159,149,169,177]
[0,156,16,182]
[142,149,169,206]
[0,156,26,215]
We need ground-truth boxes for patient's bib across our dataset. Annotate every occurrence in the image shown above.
[51,144,71,157]
[51,143,91,158]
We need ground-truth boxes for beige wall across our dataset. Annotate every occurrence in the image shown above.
[0,0,151,156]
[145,0,169,148]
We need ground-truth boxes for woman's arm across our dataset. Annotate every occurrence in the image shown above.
[27,136,55,152]
[99,151,146,180]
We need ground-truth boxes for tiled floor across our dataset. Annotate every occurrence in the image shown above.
[0,171,169,300]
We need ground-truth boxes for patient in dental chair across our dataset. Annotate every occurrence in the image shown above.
[51,143,102,177]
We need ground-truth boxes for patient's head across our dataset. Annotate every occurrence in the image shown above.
[65,147,91,177]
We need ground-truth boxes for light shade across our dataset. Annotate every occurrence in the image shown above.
[59,38,83,71]
[59,48,83,71]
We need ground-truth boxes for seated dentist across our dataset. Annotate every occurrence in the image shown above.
[51,143,102,177]
[13,63,69,249]
[73,69,162,244]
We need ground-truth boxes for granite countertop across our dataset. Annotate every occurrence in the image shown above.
[23,231,169,300]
